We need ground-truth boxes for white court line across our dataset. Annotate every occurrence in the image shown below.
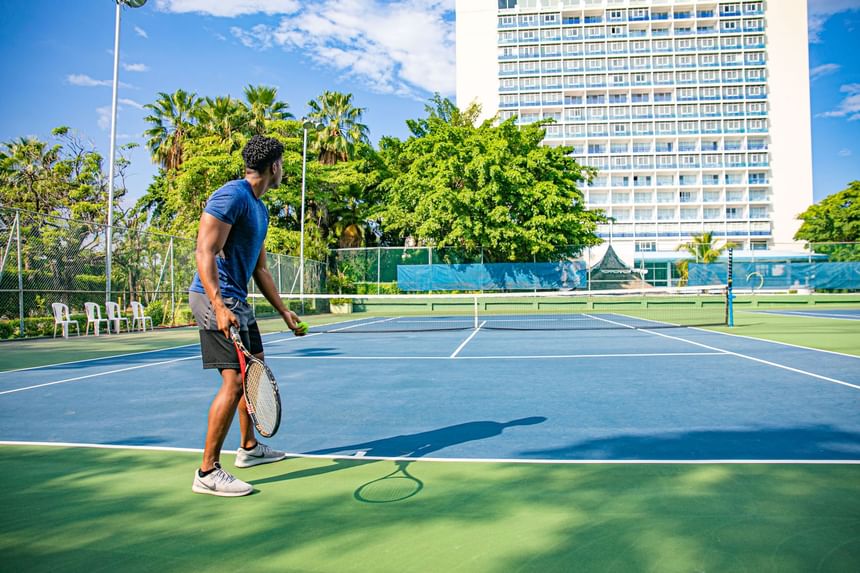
[1,441,857,465]
[0,320,401,396]
[450,321,486,358]
[0,330,290,376]
[690,326,860,360]
[0,355,200,396]
[753,310,860,321]
[266,352,728,360]
[590,314,860,391]
[0,341,200,376]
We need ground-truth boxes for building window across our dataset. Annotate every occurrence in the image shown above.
[725,207,741,219]
[636,241,657,252]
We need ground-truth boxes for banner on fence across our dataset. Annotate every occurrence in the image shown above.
[688,262,860,290]
[397,261,587,291]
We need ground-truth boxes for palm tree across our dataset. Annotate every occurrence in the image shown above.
[243,85,292,135]
[676,232,737,285]
[193,96,246,150]
[143,90,200,171]
[307,91,370,165]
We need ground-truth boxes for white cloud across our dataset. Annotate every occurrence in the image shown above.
[820,83,860,121]
[134,25,148,39]
[838,148,853,157]
[231,0,456,98]
[810,63,841,80]
[154,0,300,17]
[809,0,860,42]
[68,74,112,87]
[67,74,133,88]
[119,98,145,109]
[97,106,113,130]
[122,63,149,72]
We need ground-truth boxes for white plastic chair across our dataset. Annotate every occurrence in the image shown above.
[51,302,80,338]
[131,301,154,332]
[84,302,110,336]
[106,301,129,334]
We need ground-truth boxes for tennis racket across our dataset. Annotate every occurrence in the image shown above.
[229,326,281,438]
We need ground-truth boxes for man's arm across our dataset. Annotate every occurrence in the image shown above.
[195,212,237,336]
[252,245,302,332]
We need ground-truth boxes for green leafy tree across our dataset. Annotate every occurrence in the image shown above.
[143,89,200,170]
[0,127,132,310]
[0,136,64,213]
[307,91,370,165]
[794,181,860,261]
[374,98,605,262]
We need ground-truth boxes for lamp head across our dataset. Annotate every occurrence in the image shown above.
[120,0,148,7]
[302,120,325,132]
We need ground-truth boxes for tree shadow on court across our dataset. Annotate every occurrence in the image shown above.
[253,416,547,486]
[3,430,860,572]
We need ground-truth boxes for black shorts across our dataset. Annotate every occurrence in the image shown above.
[189,291,264,370]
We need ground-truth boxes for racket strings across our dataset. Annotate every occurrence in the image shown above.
[244,361,280,434]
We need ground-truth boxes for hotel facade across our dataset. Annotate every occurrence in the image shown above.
[455,0,813,256]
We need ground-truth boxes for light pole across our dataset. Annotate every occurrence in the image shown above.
[299,120,323,302]
[105,0,147,307]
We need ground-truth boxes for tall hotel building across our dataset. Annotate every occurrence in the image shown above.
[456,0,813,255]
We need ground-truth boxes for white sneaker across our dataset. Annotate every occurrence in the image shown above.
[235,442,288,468]
[192,463,253,497]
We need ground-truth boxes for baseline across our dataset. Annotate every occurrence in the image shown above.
[2,441,857,465]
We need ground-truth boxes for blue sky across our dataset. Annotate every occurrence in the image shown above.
[0,0,857,209]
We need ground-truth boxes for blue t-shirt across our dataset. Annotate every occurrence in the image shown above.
[189,179,269,301]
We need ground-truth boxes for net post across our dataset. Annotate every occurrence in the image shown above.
[727,247,734,327]
[473,295,479,330]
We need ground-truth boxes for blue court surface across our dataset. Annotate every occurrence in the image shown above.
[752,308,860,320]
[1,320,859,462]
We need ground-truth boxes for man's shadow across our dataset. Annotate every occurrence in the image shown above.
[253,417,547,486]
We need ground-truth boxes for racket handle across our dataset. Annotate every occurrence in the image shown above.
[229,326,240,342]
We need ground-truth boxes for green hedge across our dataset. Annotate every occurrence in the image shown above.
[0,313,87,339]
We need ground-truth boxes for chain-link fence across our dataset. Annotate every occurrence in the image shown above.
[330,243,860,293]
[0,208,325,338]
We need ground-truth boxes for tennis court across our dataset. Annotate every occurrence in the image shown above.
[1,294,859,572]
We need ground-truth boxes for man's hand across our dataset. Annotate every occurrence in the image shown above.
[215,303,239,338]
[282,309,306,336]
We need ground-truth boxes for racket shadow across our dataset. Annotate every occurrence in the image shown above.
[354,460,423,504]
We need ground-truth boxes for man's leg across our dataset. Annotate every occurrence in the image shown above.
[201,368,244,471]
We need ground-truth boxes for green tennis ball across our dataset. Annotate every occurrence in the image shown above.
[295,321,309,335]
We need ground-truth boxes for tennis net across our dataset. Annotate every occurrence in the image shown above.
[249,285,730,333]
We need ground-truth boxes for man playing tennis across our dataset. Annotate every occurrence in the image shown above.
[189,135,305,497]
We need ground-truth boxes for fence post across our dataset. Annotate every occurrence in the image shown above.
[169,236,175,326]
[428,246,433,294]
[16,211,24,338]
[377,247,381,294]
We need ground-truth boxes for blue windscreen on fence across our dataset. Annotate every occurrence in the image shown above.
[397,262,588,291]
[688,262,860,290]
